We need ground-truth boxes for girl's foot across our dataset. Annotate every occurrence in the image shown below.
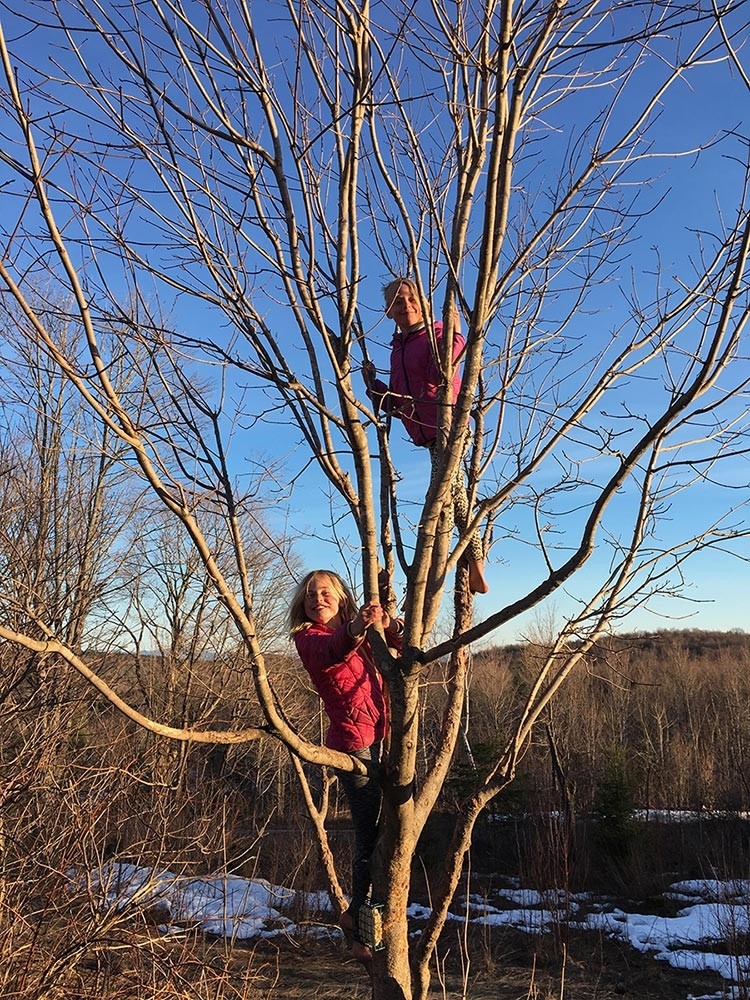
[339,908,355,946]
[351,939,373,966]
[469,559,489,594]
[340,909,373,970]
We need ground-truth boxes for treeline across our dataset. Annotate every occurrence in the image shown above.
[5,628,749,873]
[464,629,750,816]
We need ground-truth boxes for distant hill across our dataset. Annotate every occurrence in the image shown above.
[474,628,749,667]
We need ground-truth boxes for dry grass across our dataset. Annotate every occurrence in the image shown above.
[1,923,728,1000]
[2,634,749,998]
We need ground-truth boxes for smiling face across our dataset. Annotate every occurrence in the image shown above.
[385,281,425,333]
[304,573,344,628]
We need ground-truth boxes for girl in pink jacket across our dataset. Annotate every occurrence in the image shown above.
[363,278,489,594]
[289,569,403,959]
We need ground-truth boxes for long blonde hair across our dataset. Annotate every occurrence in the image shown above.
[288,570,358,637]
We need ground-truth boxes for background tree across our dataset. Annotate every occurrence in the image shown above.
[0,308,134,652]
[1,2,749,998]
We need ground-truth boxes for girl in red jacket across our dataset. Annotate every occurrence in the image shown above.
[289,569,403,958]
[363,277,489,594]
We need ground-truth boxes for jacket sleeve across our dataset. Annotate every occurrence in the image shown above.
[294,623,359,675]
[365,375,387,412]
[451,328,466,362]
[435,322,466,364]
[384,619,405,652]
[366,375,406,418]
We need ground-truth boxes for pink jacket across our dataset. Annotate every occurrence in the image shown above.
[367,321,465,447]
[295,621,393,752]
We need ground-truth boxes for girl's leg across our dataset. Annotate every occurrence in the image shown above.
[427,442,489,594]
[451,473,489,593]
[338,743,382,915]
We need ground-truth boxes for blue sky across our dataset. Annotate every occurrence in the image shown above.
[0,2,748,645]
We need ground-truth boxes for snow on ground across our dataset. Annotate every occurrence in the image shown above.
[86,863,300,940]
[580,893,750,997]
[81,862,750,999]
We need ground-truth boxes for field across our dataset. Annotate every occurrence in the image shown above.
[2,629,749,998]
[6,899,736,999]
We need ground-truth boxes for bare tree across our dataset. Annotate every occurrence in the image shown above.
[1,2,749,997]
[0,308,135,652]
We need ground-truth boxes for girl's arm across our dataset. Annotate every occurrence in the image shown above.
[294,621,360,673]
[359,601,405,651]
[362,362,391,413]
[384,617,404,651]
[363,365,411,422]
[435,320,466,363]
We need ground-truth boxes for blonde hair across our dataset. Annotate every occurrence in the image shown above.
[288,570,358,637]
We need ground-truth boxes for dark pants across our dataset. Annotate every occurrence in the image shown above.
[337,743,382,910]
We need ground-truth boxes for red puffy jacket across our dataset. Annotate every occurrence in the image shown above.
[294,621,391,752]
[367,321,465,447]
